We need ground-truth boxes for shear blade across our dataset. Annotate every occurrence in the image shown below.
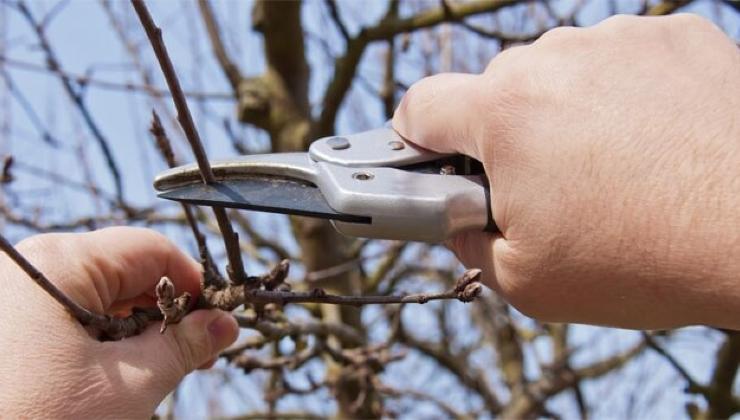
[157,175,372,224]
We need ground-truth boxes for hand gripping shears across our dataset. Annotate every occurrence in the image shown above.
[153,127,495,243]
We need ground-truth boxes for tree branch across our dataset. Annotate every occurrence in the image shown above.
[197,0,242,91]
[324,0,350,41]
[0,54,233,100]
[15,1,124,202]
[646,0,694,15]
[314,0,525,138]
[642,332,705,392]
[233,314,365,348]
[397,309,502,412]
[705,332,740,418]
[502,337,648,418]
[149,111,225,288]
[131,0,248,285]
[202,268,483,311]
[0,67,60,146]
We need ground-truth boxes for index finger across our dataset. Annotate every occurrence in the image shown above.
[18,227,202,312]
[392,72,485,159]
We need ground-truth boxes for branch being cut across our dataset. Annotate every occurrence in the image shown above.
[131,0,247,285]
[149,111,224,288]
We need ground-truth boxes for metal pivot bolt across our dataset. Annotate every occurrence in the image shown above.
[327,137,350,150]
[352,172,374,181]
[388,140,405,151]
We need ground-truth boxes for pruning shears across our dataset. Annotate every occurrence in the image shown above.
[153,126,496,243]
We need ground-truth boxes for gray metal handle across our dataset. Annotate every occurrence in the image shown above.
[310,127,494,242]
[317,162,491,242]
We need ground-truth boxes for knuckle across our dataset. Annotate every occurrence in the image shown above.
[599,13,639,28]
[484,57,534,111]
[484,47,528,89]
[100,226,167,242]
[534,25,583,46]
[484,44,525,75]
[396,76,434,118]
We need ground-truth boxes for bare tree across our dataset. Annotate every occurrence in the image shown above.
[1,0,738,418]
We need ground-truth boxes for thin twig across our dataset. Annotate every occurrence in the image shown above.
[15,1,124,203]
[131,0,247,285]
[231,314,365,349]
[0,54,233,100]
[197,0,242,90]
[313,0,526,138]
[149,111,224,288]
[0,202,184,232]
[203,268,483,310]
[641,332,706,393]
[324,0,350,41]
[1,155,13,184]
[0,68,60,146]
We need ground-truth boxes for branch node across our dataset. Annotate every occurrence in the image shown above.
[156,277,192,333]
[261,259,290,290]
[455,268,482,293]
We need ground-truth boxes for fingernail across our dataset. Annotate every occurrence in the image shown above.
[207,312,238,351]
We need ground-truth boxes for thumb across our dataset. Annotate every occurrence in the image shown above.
[112,309,238,407]
[392,72,485,159]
